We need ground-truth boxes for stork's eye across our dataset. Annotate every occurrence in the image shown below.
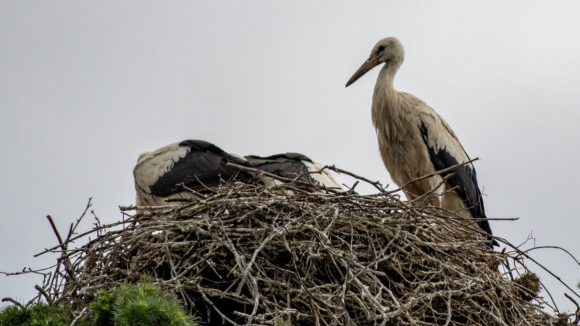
[378,45,386,52]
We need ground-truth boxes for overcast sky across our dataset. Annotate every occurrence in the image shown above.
[1,1,580,314]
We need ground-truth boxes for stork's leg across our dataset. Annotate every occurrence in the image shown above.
[436,195,444,215]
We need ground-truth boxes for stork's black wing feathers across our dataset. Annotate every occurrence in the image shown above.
[150,140,256,197]
[419,122,496,245]
[245,153,314,182]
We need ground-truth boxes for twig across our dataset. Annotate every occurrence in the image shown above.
[388,157,480,194]
[504,238,580,300]
[1,297,25,310]
[322,165,385,192]
[565,293,580,325]
[227,162,311,187]
[35,219,137,257]
[46,215,65,248]
[46,215,77,285]
[35,285,53,305]
[178,183,208,199]
[70,307,88,326]
[523,246,580,266]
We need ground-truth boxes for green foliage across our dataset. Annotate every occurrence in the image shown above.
[0,304,30,326]
[90,282,198,326]
[0,301,90,326]
[1,280,196,326]
[274,316,290,326]
[90,290,116,326]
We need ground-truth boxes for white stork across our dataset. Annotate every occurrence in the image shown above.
[133,140,255,207]
[133,140,343,208]
[245,152,343,190]
[345,37,496,246]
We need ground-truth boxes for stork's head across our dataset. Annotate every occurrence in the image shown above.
[345,37,404,87]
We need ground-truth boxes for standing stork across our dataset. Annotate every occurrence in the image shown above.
[345,37,496,246]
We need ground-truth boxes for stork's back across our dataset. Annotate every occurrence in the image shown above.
[245,153,343,190]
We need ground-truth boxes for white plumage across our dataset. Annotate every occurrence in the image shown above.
[133,140,344,209]
[346,37,495,245]
[133,140,255,207]
[302,160,343,190]
[245,153,343,190]
[134,142,190,195]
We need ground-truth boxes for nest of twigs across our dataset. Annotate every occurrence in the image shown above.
[24,166,577,325]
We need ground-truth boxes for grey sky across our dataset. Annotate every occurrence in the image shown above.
[1,1,580,313]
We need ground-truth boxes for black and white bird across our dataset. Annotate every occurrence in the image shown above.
[133,140,343,208]
[245,152,343,190]
[346,37,496,246]
[133,140,255,207]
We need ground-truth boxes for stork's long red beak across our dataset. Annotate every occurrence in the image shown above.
[345,55,380,87]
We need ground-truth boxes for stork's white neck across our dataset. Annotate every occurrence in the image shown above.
[371,63,409,141]
[375,64,398,98]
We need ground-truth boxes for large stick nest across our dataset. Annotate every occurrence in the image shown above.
[32,169,571,325]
